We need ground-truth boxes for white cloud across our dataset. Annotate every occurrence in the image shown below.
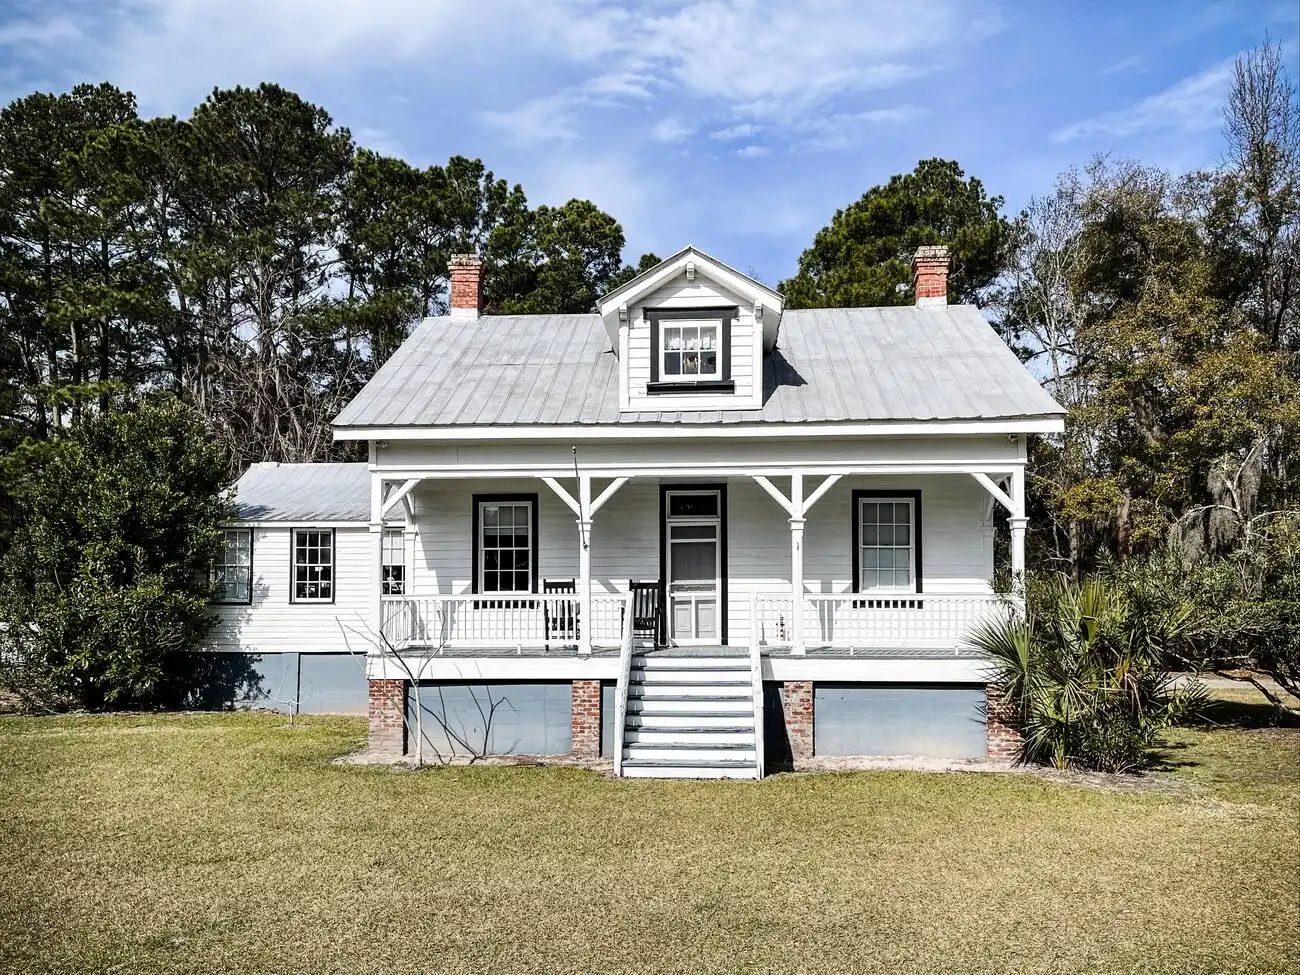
[478,93,580,145]
[354,126,409,159]
[1050,58,1235,144]
[630,0,993,122]
[795,104,927,150]
[736,144,770,158]
[48,0,991,131]
[56,0,632,114]
[584,71,657,100]
[529,152,681,257]
[0,15,82,47]
[1102,54,1145,76]
[710,123,760,140]
[650,116,693,143]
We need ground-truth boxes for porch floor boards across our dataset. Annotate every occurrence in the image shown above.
[392,644,972,659]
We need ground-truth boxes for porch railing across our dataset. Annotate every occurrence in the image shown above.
[612,592,635,777]
[381,593,629,650]
[380,590,1017,652]
[752,594,796,647]
[747,592,765,778]
[802,592,1016,650]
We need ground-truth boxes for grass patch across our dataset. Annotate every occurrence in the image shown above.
[1,709,1297,975]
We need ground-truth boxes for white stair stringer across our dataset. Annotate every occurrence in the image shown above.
[620,654,761,779]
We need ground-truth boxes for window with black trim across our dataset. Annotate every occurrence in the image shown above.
[212,528,252,604]
[661,322,719,379]
[475,497,537,594]
[291,528,334,603]
[381,528,405,595]
[646,306,735,393]
[852,491,923,596]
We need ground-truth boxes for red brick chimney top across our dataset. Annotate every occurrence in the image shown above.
[912,245,949,307]
[449,254,482,317]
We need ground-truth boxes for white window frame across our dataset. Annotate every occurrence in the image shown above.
[212,528,252,605]
[659,321,721,381]
[476,499,535,595]
[381,528,406,596]
[291,528,335,604]
[857,497,917,594]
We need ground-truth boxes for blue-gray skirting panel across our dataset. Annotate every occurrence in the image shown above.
[407,681,573,757]
[813,683,987,759]
[208,652,369,714]
[601,681,615,759]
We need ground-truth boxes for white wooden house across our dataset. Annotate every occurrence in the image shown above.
[209,246,1064,776]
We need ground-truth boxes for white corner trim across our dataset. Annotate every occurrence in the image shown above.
[228,520,370,529]
[335,417,1066,442]
[363,652,992,683]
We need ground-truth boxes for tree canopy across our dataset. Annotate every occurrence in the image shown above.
[0,397,234,709]
[780,158,1013,308]
[0,81,653,490]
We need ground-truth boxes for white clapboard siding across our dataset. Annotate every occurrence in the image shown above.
[624,275,762,412]
[207,525,373,654]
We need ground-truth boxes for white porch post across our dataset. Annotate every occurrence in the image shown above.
[402,494,417,599]
[578,475,593,656]
[369,468,385,647]
[789,472,805,655]
[753,471,839,656]
[1009,463,1028,595]
[541,474,628,655]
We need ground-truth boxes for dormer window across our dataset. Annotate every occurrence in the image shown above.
[647,306,736,394]
[662,323,719,379]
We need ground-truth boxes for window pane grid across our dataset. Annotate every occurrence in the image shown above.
[479,502,532,594]
[661,323,719,379]
[859,499,914,591]
[382,529,405,596]
[293,529,333,602]
[212,529,252,603]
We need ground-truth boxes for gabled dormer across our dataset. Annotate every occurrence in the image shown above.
[598,246,784,412]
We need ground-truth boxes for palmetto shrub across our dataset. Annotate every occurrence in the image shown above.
[968,573,1206,772]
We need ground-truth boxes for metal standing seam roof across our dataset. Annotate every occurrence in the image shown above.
[331,304,1065,429]
[232,462,370,522]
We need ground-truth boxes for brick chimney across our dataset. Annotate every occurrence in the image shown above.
[912,245,949,307]
[449,254,482,318]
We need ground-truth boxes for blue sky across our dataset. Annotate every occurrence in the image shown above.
[1,0,1296,285]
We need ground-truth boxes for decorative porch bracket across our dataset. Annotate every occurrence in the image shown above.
[751,473,841,655]
[541,475,631,654]
[969,469,1028,596]
[380,478,420,518]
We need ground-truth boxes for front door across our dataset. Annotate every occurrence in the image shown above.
[664,488,723,644]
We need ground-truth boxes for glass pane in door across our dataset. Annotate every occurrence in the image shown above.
[670,540,716,583]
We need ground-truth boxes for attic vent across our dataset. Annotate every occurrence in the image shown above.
[685,261,695,282]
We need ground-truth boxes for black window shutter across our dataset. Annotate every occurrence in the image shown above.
[721,315,732,381]
[649,315,660,382]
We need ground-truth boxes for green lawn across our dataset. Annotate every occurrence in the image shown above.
[1,700,1297,975]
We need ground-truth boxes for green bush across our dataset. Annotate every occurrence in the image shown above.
[969,573,1206,771]
[1103,546,1300,718]
[0,396,234,710]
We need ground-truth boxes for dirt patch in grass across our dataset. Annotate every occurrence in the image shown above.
[1,709,1296,975]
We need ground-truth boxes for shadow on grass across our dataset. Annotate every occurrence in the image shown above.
[1185,697,1300,731]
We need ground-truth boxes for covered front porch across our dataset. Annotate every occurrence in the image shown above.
[367,443,1029,660]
